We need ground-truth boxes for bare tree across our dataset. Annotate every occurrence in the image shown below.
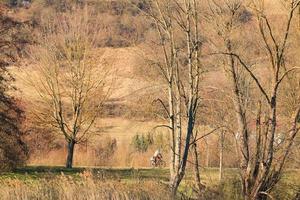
[27,8,111,168]
[207,0,300,199]
[133,0,204,197]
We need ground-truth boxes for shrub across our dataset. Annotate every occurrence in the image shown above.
[0,92,28,171]
[0,80,28,171]
[131,133,153,153]
[93,137,117,166]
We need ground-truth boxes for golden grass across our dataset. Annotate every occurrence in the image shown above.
[0,170,170,200]
[1,167,299,200]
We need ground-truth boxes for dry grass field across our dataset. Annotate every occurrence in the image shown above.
[0,166,299,200]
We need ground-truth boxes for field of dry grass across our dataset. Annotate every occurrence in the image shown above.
[0,166,299,200]
[26,117,161,167]
[0,170,170,200]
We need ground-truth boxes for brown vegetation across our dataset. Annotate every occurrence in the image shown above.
[0,171,170,200]
[0,6,29,171]
[0,0,300,199]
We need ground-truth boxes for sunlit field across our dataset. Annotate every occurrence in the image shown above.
[0,166,299,200]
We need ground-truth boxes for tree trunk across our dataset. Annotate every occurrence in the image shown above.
[219,131,225,182]
[66,139,75,168]
[170,176,180,200]
[170,113,195,199]
[192,141,203,194]
[205,139,210,168]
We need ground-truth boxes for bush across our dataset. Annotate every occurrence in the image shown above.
[131,133,153,153]
[0,95,28,171]
[93,137,117,166]
[0,70,28,171]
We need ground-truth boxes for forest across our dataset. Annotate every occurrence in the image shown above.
[0,0,300,199]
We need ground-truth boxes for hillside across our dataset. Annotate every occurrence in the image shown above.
[0,0,159,167]
[3,0,288,167]
[1,0,300,169]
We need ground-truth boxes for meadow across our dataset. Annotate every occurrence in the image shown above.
[0,166,299,200]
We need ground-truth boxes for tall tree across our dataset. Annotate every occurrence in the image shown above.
[134,0,204,197]
[28,8,111,168]
[0,7,28,171]
[208,0,300,199]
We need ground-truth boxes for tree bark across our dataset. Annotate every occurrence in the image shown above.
[170,176,180,199]
[205,138,210,168]
[192,141,203,194]
[168,82,176,182]
[219,131,225,182]
[66,139,75,168]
